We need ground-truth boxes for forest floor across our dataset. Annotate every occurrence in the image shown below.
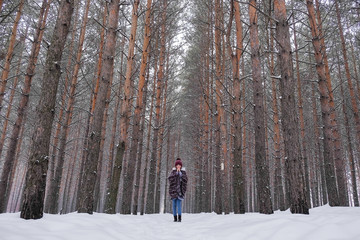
[0,204,359,240]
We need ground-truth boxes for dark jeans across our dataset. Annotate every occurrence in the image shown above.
[172,198,182,216]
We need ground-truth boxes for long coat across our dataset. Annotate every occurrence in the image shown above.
[168,169,188,200]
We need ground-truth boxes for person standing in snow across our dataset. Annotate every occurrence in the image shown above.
[168,158,188,222]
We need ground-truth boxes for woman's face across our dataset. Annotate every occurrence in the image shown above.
[176,164,181,171]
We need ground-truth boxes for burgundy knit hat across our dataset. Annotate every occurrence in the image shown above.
[175,158,182,168]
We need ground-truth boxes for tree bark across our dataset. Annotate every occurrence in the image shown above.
[335,0,358,206]
[249,0,273,215]
[103,18,124,217]
[77,0,119,214]
[62,120,81,213]
[73,1,108,211]
[128,0,152,215]
[121,0,148,215]
[146,0,167,213]
[306,0,339,206]
[338,57,359,207]
[94,62,114,212]
[307,43,326,206]
[204,6,212,212]
[46,0,90,214]
[118,1,141,213]
[274,0,308,214]
[20,0,74,220]
[227,0,245,214]
[314,0,345,206]
[47,1,79,198]
[156,57,168,213]
[292,13,311,208]
[214,0,224,215]
[142,34,159,215]
[267,8,285,210]
[133,60,150,215]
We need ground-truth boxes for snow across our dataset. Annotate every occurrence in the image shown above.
[1,205,360,240]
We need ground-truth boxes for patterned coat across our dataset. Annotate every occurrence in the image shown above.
[168,169,188,200]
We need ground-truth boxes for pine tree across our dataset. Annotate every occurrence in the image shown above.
[249,0,273,215]
[274,0,308,214]
[77,0,120,214]
[20,0,75,219]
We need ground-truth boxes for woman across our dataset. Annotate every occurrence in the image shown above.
[168,158,188,222]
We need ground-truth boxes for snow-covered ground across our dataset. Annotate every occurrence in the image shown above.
[1,205,360,240]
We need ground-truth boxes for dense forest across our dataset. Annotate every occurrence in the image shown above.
[0,0,359,220]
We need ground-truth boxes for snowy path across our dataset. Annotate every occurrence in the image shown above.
[1,205,360,240]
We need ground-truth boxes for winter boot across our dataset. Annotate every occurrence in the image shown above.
[178,215,181,222]
[174,215,177,222]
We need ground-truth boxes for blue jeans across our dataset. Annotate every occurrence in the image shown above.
[172,198,182,216]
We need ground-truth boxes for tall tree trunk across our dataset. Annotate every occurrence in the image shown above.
[163,103,172,213]
[306,0,339,206]
[20,0,74,220]
[104,37,125,214]
[142,34,159,215]
[0,0,50,214]
[315,0,346,206]
[133,61,150,215]
[241,60,249,212]
[46,0,90,214]
[292,13,311,208]
[77,0,119,214]
[249,0,273,214]
[119,0,140,213]
[204,6,212,212]
[274,0,308,214]
[62,120,81,213]
[121,0,145,215]
[147,0,167,213]
[69,119,84,212]
[338,58,359,207]
[219,3,230,214]
[8,121,26,212]
[0,0,24,113]
[307,43,326,206]
[220,6,229,215]
[74,1,108,211]
[214,0,224,215]
[311,82,327,205]
[209,2,215,212]
[156,60,168,213]
[94,64,114,212]
[227,0,245,214]
[47,1,79,196]
[268,8,285,210]
[106,36,125,201]
[104,144,124,214]
[129,0,152,215]
[335,0,358,206]
[146,73,162,213]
